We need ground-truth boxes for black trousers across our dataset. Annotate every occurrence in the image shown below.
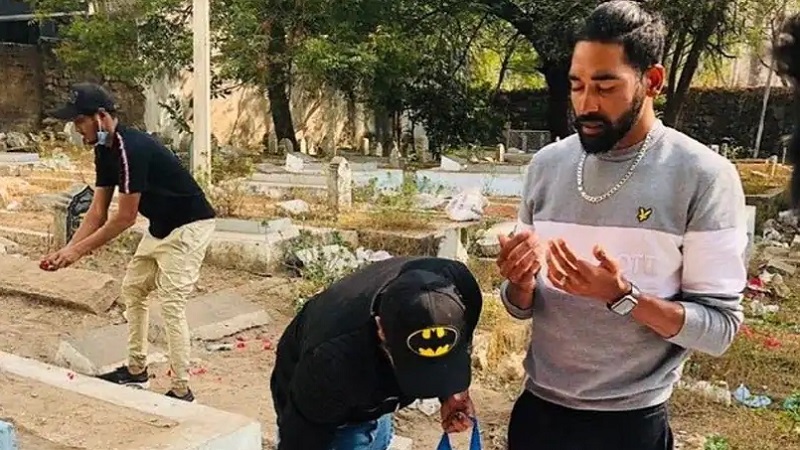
[507,391,674,450]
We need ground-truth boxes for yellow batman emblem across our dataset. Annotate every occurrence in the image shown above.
[636,207,653,223]
[406,326,459,358]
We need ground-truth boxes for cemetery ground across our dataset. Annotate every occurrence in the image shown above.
[0,142,799,449]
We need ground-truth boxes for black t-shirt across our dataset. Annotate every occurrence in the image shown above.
[94,125,216,238]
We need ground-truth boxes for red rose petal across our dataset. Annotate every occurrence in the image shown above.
[764,337,781,349]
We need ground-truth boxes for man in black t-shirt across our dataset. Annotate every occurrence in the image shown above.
[41,82,217,402]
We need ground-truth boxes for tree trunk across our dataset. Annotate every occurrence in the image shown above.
[662,4,727,126]
[266,21,297,151]
[543,61,573,139]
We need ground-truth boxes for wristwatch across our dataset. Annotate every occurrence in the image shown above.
[607,281,640,316]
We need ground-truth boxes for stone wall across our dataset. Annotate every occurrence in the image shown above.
[0,43,43,132]
[40,43,146,128]
[143,72,372,151]
[493,87,796,155]
[0,42,145,132]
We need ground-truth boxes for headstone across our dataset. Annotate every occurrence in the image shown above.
[389,142,401,168]
[53,184,94,249]
[327,156,352,213]
[267,133,278,155]
[374,142,384,158]
[279,138,294,155]
[416,136,430,163]
[440,156,462,172]
[299,138,308,154]
[285,152,304,173]
[322,135,335,156]
[745,205,756,264]
[362,137,370,156]
[436,228,469,263]
[497,143,506,162]
[307,138,317,156]
[768,155,779,177]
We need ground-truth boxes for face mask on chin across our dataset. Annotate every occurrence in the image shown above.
[574,89,645,155]
[96,115,109,146]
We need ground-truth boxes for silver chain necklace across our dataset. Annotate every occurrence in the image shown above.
[576,129,653,204]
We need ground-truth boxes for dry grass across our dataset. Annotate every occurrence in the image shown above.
[736,162,791,196]
[338,207,436,231]
[670,274,800,449]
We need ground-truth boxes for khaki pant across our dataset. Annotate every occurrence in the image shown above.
[122,218,215,391]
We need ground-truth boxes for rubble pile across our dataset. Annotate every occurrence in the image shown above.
[750,212,800,309]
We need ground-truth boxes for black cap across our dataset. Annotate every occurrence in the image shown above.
[378,270,473,400]
[50,82,117,121]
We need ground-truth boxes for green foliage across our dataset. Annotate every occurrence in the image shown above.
[703,435,731,450]
[497,86,795,154]
[32,0,191,83]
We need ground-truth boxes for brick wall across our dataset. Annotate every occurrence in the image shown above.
[0,43,43,131]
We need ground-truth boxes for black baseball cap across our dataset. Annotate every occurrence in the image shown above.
[50,82,117,121]
[378,270,473,400]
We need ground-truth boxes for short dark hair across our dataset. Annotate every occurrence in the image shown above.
[576,1,666,72]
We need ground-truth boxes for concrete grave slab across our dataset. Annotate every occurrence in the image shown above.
[0,255,118,314]
[56,290,271,374]
[54,323,168,376]
[215,217,296,236]
[0,351,262,450]
[183,290,272,341]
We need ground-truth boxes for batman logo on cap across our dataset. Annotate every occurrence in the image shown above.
[406,326,459,358]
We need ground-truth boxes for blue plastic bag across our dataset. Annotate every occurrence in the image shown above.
[436,417,481,450]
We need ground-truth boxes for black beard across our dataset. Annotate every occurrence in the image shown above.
[574,93,645,155]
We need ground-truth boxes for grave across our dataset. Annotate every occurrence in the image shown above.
[0,255,118,314]
[52,184,94,249]
[206,218,300,273]
[356,223,478,260]
[327,156,353,213]
[55,288,272,375]
[0,351,261,449]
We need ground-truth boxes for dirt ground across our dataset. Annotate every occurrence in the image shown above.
[0,372,177,449]
[0,154,796,449]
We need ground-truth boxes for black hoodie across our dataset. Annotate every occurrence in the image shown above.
[270,256,483,450]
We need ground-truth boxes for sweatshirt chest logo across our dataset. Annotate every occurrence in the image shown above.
[636,206,653,223]
[406,326,459,358]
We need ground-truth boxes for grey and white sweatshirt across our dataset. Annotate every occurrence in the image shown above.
[501,121,748,411]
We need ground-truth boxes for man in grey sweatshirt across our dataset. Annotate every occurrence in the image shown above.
[496,2,747,449]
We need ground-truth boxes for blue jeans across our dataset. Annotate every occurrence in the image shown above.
[276,414,394,450]
[330,414,394,450]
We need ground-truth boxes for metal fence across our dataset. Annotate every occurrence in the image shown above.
[504,129,552,154]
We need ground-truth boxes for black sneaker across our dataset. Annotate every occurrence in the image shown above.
[96,366,150,389]
[165,389,195,403]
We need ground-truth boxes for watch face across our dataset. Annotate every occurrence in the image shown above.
[612,296,637,315]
